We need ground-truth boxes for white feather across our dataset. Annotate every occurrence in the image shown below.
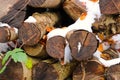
[64,42,72,64]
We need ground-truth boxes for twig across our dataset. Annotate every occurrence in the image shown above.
[19,33,37,48]
[81,61,86,80]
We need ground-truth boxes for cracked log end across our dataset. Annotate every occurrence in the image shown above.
[46,36,66,59]
[67,30,98,61]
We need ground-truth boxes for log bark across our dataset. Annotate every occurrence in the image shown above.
[66,30,98,61]
[99,0,120,14]
[18,12,59,46]
[23,42,48,58]
[63,0,86,20]
[0,27,18,43]
[105,64,120,80]
[0,0,27,28]
[0,57,39,80]
[32,60,77,80]
[28,0,62,8]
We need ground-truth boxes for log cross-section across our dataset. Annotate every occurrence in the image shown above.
[67,30,98,61]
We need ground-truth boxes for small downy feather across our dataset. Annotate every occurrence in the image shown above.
[64,42,72,64]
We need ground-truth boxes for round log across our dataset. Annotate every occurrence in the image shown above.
[0,27,18,43]
[18,22,41,46]
[46,36,66,59]
[32,60,77,80]
[106,64,120,80]
[23,42,48,58]
[0,57,39,80]
[18,12,59,46]
[73,60,105,80]
[67,30,98,61]
[63,0,86,20]
[28,0,62,8]
[99,0,120,14]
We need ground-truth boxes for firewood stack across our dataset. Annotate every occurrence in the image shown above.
[0,0,120,80]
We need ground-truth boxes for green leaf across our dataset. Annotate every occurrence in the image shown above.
[2,51,13,65]
[11,52,27,63]
[0,66,6,74]
[12,48,24,53]
[25,59,33,69]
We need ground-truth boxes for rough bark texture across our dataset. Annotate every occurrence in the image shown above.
[99,0,120,14]
[18,12,59,46]
[28,0,62,8]
[73,60,105,80]
[0,0,27,28]
[23,42,48,58]
[63,0,86,20]
[0,27,18,43]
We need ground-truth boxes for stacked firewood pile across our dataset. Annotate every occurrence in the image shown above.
[0,0,120,80]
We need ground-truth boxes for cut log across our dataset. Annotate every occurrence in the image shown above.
[99,0,120,14]
[73,60,105,80]
[46,36,66,60]
[105,64,120,80]
[23,42,48,58]
[0,57,39,80]
[18,12,59,46]
[28,0,62,8]
[0,27,18,43]
[63,0,86,20]
[32,60,77,80]
[0,0,27,28]
[66,30,98,61]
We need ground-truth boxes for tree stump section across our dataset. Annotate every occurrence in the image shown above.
[33,60,77,80]
[67,30,98,61]
[46,36,66,60]
[63,0,86,20]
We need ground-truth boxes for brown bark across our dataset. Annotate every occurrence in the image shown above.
[46,36,66,59]
[73,60,105,80]
[99,0,120,14]
[105,64,120,80]
[0,27,18,43]
[18,12,59,46]
[0,57,39,80]
[63,0,86,20]
[66,30,98,61]
[23,42,48,58]
[28,0,62,8]
[33,60,77,80]
[0,0,27,28]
